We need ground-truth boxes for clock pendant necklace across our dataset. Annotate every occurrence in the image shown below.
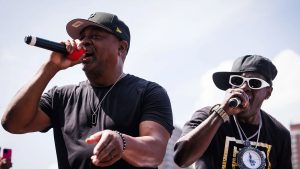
[234,114,266,169]
[90,73,126,126]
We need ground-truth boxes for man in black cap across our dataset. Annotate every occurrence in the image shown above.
[173,55,292,169]
[2,12,173,169]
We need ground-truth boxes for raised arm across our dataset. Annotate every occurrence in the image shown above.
[173,109,224,167]
[2,61,59,133]
[1,40,83,133]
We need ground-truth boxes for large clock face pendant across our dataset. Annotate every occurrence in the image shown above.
[237,146,266,169]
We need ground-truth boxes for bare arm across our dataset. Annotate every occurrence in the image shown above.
[86,121,171,168]
[1,61,59,133]
[1,40,83,133]
[122,121,170,167]
[173,111,224,167]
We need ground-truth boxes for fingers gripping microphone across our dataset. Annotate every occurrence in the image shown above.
[24,36,85,61]
[228,97,241,108]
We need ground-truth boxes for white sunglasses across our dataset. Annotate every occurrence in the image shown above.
[229,75,270,90]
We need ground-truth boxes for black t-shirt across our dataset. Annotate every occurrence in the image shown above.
[40,74,174,169]
[180,107,292,169]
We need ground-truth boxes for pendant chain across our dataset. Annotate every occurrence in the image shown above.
[91,73,126,126]
[233,114,262,148]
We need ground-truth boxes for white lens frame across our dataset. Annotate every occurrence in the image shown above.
[229,75,270,89]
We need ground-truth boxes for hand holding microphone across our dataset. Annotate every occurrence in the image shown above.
[228,97,241,108]
[24,36,85,61]
[226,88,249,108]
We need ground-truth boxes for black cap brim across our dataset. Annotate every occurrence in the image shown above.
[212,72,242,90]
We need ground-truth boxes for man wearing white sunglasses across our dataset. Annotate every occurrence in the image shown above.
[174,55,292,169]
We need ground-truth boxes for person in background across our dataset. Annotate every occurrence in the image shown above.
[1,12,173,169]
[0,158,12,169]
[0,148,12,169]
[173,55,292,169]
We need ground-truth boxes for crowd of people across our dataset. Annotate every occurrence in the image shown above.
[1,12,292,169]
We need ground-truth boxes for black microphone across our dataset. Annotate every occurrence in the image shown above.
[24,36,68,55]
[24,36,85,61]
[228,97,241,108]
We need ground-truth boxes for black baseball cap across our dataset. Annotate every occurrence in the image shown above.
[213,55,278,90]
[66,12,130,48]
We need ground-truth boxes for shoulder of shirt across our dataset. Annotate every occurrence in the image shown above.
[125,74,151,83]
[192,106,212,119]
[49,80,90,92]
[124,74,164,87]
[195,106,211,114]
[261,110,290,135]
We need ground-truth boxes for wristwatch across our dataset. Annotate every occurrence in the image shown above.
[211,104,229,122]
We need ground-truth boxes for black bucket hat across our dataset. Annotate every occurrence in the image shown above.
[213,55,278,90]
[66,12,130,49]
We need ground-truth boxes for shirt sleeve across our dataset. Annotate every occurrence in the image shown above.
[140,82,174,135]
[180,106,211,137]
[39,86,59,132]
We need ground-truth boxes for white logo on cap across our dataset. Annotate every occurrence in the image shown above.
[72,21,84,28]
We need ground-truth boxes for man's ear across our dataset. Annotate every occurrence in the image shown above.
[265,87,273,100]
[118,40,128,57]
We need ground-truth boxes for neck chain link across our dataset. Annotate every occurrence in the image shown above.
[91,73,126,126]
[233,114,262,148]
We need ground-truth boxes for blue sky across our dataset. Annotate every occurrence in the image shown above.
[0,0,300,168]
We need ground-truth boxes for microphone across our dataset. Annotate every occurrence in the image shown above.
[228,97,241,108]
[24,36,85,61]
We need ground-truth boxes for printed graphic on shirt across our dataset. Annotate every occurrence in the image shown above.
[222,136,272,169]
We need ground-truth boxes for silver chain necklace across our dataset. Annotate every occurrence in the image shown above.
[91,73,126,126]
[234,114,266,169]
[233,114,262,148]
